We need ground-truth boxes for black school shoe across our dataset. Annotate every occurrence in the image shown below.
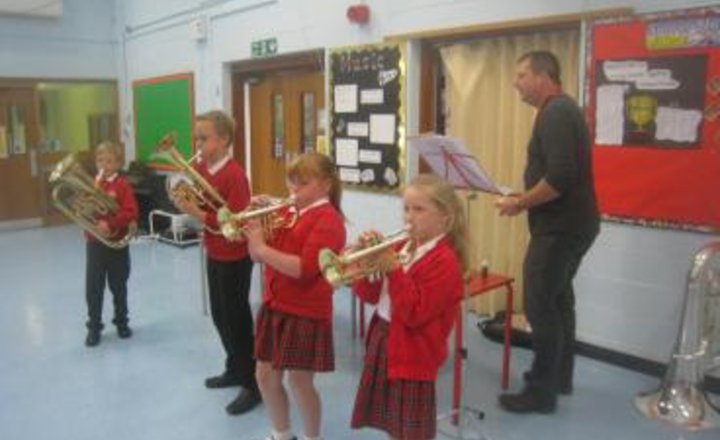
[498,390,556,414]
[117,325,133,339]
[85,330,101,347]
[205,372,243,389]
[226,387,262,415]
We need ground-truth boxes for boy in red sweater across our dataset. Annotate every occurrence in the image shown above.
[85,142,139,347]
[350,173,468,440]
[173,110,260,415]
[245,152,346,440]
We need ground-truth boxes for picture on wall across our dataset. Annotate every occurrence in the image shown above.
[329,44,404,190]
[594,55,707,147]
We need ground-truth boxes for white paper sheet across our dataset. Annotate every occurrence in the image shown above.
[359,149,382,164]
[339,167,361,183]
[595,84,628,145]
[655,107,702,143]
[334,84,358,113]
[369,114,396,145]
[335,138,359,166]
[347,122,369,137]
[360,89,384,105]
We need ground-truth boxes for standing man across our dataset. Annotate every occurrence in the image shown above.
[494,51,599,414]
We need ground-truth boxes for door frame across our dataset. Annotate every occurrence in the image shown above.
[230,49,325,185]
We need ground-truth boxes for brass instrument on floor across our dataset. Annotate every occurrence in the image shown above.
[154,132,226,214]
[217,197,297,241]
[634,241,720,429]
[49,154,137,249]
[319,228,410,288]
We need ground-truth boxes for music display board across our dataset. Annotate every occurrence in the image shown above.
[133,73,194,169]
[329,44,404,190]
[587,7,720,231]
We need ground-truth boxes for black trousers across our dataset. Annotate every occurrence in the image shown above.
[86,241,131,331]
[206,256,257,391]
[523,231,596,401]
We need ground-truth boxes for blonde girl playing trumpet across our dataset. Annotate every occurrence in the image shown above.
[350,173,469,440]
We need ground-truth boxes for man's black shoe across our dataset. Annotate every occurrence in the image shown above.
[499,391,556,414]
[85,330,101,347]
[205,373,242,389]
[117,325,133,339]
[226,388,261,415]
[522,370,573,395]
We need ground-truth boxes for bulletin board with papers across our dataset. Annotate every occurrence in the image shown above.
[587,7,720,231]
[329,44,404,190]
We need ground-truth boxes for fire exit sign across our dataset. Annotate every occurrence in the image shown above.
[251,37,278,58]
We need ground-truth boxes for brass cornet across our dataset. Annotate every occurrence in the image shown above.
[217,197,297,241]
[319,228,410,288]
[49,153,137,249]
[154,132,226,214]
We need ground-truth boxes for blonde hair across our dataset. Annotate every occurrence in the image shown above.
[196,110,235,147]
[406,173,469,272]
[95,141,124,163]
[287,152,342,214]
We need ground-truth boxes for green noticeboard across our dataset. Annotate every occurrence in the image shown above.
[133,73,194,168]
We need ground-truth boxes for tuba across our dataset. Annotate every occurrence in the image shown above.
[634,241,720,429]
[319,228,410,288]
[49,153,137,249]
[153,132,226,214]
[217,197,296,241]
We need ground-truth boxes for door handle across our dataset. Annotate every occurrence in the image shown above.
[29,148,38,177]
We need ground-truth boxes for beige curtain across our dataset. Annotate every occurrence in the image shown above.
[440,28,580,315]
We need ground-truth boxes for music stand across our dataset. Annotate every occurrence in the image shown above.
[410,134,504,440]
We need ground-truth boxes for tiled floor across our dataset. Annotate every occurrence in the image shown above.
[1,225,718,440]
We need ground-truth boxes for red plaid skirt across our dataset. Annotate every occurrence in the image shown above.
[351,315,437,440]
[254,305,335,372]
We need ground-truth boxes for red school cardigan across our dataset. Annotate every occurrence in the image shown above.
[85,174,139,244]
[353,236,463,381]
[262,202,346,321]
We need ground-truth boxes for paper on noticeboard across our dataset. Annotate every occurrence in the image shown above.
[409,134,510,195]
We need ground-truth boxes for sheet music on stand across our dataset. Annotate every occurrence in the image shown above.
[410,133,496,440]
[409,134,511,195]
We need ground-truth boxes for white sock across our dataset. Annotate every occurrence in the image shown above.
[271,430,294,440]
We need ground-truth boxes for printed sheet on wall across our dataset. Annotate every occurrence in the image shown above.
[588,7,720,231]
[329,44,404,191]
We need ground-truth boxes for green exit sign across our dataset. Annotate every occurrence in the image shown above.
[251,37,278,58]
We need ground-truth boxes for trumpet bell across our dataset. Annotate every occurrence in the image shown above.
[319,249,344,288]
[318,229,409,288]
[218,198,297,241]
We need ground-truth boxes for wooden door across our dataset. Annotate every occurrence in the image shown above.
[0,88,42,222]
[249,71,324,196]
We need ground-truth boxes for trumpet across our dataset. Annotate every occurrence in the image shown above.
[217,197,297,241]
[319,228,410,288]
[154,132,226,214]
[49,153,137,249]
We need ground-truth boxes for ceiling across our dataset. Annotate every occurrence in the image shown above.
[0,0,62,18]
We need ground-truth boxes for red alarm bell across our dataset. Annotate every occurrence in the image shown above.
[346,4,370,25]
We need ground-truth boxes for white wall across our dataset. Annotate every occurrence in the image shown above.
[0,0,117,79]
[5,0,717,364]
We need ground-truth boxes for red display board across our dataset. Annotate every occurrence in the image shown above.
[587,8,720,231]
